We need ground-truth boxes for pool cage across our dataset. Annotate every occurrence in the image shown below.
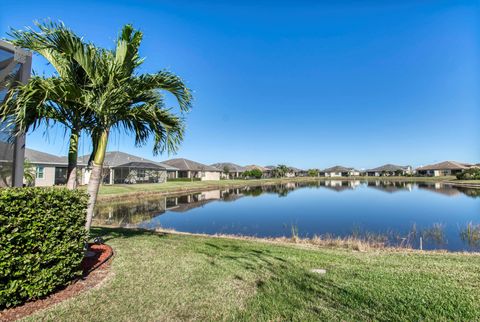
[102,162,168,184]
[0,40,32,187]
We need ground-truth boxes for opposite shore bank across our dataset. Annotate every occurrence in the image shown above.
[94,176,480,202]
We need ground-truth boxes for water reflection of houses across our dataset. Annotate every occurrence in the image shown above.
[417,182,461,196]
[94,197,169,227]
[322,180,361,191]
[367,180,413,193]
[167,190,223,212]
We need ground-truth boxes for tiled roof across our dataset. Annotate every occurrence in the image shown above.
[25,148,77,165]
[162,158,221,171]
[244,165,270,172]
[367,164,410,172]
[322,166,356,173]
[416,161,471,171]
[211,162,246,172]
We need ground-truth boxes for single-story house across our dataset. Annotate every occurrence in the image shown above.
[244,165,272,178]
[26,149,177,186]
[289,167,307,177]
[162,158,221,180]
[265,165,290,177]
[78,151,178,184]
[25,148,88,187]
[211,162,246,179]
[366,164,412,176]
[321,166,360,177]
[416,161,472,177]
[265,165,306,178]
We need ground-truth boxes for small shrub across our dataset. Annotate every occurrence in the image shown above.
[456,168,480,180]
[0,188,88,308]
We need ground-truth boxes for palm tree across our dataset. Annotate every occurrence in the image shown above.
[23,159,35,186]
[4,22,95,189]
[275,164,289,178]
[2,75,93,189]
[45,24,191,230]
[5,22,192,231]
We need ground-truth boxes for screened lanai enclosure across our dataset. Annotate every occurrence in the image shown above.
[0,40,32,187]
[103,162,169,184]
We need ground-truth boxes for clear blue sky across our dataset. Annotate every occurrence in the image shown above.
[2,0,479,169]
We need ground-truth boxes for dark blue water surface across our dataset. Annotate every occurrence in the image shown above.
[94,181,480,251]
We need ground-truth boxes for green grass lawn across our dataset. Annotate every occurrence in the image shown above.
[24,228,480,321]
[93,176,462,198]
[94,177,320,197]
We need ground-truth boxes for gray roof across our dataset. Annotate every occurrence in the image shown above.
[367,164,411,172]
[416,161,471,171]
[78,151,177,170]
[322,166,356,173]
[25,148,78,165]
[289,167,305,172]
[211,162,246,172]
[26,148,177,170]
[244,165,270,172]
[162,158,221,172]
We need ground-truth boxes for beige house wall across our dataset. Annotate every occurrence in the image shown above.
[33,165,55,187]
[202,171,220,181]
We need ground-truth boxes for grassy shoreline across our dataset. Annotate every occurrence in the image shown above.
[93,176,478,201]
[23,227,480,321]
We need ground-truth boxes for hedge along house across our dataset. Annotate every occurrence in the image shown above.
[321,166,360,177]
[416,161,472,177]
[24,148,88,187]
[78,151,178,184]
[0,40,32,187]
[365,164,413,176]
[162,158,221,181]
[211,162,246,179]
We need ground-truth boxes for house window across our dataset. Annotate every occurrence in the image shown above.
[137,169,145,178]
[36,166,44,179]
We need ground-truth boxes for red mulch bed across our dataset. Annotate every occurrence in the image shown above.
[0,244,113,322]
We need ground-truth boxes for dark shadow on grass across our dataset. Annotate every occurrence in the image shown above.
[197,240,392,320]
[90,226,169,243]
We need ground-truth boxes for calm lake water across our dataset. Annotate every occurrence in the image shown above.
[94,180,480,251]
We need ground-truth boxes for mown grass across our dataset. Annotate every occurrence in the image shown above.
[23,227,480,321]
[92,176,460,199]
[94,177,318,197]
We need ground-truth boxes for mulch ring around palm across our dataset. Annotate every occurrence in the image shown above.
[0,244,114,322]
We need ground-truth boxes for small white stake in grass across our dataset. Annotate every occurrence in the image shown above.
[311,268,327,274]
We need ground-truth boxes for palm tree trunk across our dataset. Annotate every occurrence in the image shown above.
[85,130,109,231]
[66,130,79,189]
